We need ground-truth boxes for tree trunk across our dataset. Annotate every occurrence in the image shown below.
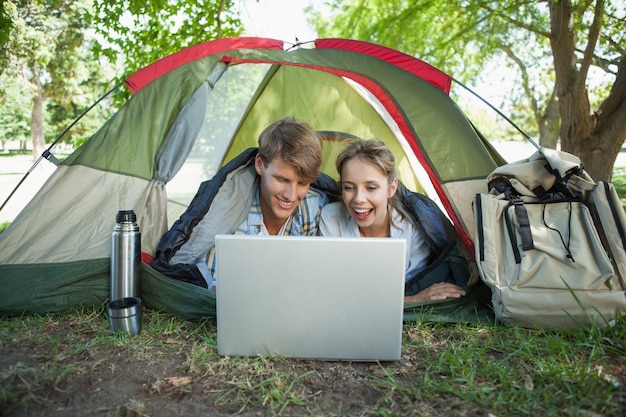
[548,0,626,181]
[561,54,626,181]
[30,66,45,161]
[581,130,624,181]
[586,53,626,180]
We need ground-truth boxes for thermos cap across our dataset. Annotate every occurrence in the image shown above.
[116,210,137,223]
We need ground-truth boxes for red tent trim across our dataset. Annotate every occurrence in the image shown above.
[126,37,452,95]
[125,37,285,94]
[315,38,452,94]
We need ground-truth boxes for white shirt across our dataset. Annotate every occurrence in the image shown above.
[319,202,431,281]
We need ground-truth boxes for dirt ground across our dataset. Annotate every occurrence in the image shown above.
[0,310,492,417]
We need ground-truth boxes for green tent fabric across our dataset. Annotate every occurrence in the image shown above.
[141,264,496,325]
[0,37,502,323]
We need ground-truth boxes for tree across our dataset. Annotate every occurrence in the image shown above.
[0,0,14,48]
[0,72,31,153]
[1,0,111,159]
[311,0,626,181]
[0,0,245,159]
[549,0,626,181]
[88,0,244,103]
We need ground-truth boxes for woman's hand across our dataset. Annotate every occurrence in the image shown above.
[404,282,466,303]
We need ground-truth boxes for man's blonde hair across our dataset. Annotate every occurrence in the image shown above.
[257,117,324,183]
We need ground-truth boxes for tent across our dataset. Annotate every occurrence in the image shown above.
[0,37,502,321]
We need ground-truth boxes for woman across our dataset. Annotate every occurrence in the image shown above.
[320,138,467,302]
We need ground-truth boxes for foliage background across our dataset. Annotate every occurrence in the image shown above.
[0,0,625,179]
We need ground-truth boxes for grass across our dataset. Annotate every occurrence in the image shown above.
[1,307,624,416]
[612,170,626,208]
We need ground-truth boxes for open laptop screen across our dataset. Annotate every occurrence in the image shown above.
[215,235,406,361]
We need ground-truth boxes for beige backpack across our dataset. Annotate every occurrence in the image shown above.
[473,147,626,330]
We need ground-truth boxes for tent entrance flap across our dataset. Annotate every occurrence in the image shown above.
[165,62,272,208]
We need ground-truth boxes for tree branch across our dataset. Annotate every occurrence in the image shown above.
[577,0,604,93]
[549,0,576,95]
[601,33,626,55]
[596,54,626,118]
[499,44,539,120]
[480,2,552,38]
[215,0,226,38]
[574,47,619,75]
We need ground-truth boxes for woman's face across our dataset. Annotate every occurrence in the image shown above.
[340,157,398,237]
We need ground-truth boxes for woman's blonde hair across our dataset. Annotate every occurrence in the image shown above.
[257,117,323,183]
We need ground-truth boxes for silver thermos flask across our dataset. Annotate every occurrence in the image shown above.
[110,210,141,301]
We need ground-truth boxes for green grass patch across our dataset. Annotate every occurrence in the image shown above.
[612,170,626,196]
[1,307,624,416]
[397,321,625,416]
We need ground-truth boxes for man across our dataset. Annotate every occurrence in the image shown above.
[235,116,325,236]
[151,117,329,290]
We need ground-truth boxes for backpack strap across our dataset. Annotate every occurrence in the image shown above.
[511,198,534,251]
[488,177,534,252]
[602,181,626,252]
[543,162,584,201]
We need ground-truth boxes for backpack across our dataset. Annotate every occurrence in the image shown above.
[472,147,626,330]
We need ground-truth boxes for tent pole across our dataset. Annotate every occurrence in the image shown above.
[0,80,125,215]
[453,78,541,150]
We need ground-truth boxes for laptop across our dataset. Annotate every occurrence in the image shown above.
[215,234,406,361]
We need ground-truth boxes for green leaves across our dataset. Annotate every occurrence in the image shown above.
[89,0,245,77]
[0,0,248,150]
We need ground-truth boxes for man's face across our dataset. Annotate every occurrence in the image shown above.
[255,154,311,230]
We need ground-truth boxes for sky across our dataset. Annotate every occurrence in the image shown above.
[239,0,319,43]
